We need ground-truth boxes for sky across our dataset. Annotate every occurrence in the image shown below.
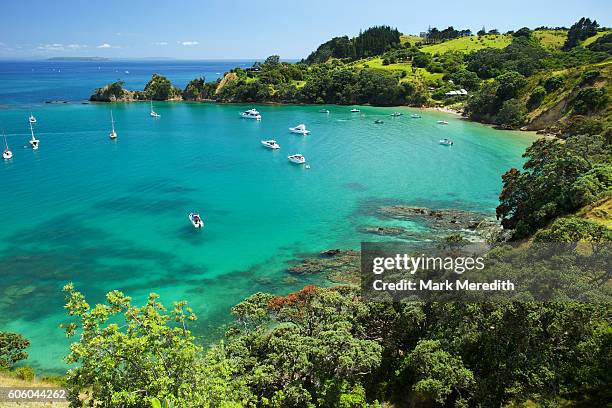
[0,0,609,59]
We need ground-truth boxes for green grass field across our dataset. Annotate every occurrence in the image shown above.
[533,29,567,49]
[420,34,512,54]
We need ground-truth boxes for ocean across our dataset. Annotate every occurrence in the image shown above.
[0,60,536,372]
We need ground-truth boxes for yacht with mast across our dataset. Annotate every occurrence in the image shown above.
[2,134,12,159]
[109,110,117,139]
[150,100,160,118]
[28,122,39,149]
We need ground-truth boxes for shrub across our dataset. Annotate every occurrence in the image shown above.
[527,86,546,110]
[13,366,35,381]
[0,332,29,369]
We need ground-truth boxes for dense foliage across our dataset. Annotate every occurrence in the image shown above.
[0,331,29,369]
[497,135,611,238]
[305,26,400,63]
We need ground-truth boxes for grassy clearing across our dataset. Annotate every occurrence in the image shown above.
[533,29,567,49]
[400,34,424,45]
[582,30,611,47]
[421,34,512,54]
[580,197,612,228]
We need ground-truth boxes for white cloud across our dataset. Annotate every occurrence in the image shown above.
[37,43,65,51]
[154,41,168,46]
[179,41,199,46]
[67,44,87,49]
[97,43,115,49]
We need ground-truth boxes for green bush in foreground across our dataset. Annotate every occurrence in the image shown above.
[0,331,30,369]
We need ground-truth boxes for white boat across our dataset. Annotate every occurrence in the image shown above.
[391,112,403,117]
[28,113,37,124]
[319,108,330,114]
[28,122,39,150]
[350,108,360,113]
[439,138,454,146]
[437,120,449,125]
[109,110,117,139]
[150,100,161,118]
[289,124,310,135]
[240,108,261,120]
[410,114,421,118]
[288,154,306,164]
[2,135,12,160]
[188,212,204,229]
[261,140,280,149]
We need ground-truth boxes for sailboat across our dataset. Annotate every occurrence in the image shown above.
[28,122,39,149]
[109,110,117,139]
[29,112,37,124]
[150,100,160,118]
[2,134,12,159]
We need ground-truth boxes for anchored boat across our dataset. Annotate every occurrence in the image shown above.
[188,212,204,229]
[28,122,39,149]
[261,140,280,149]
[240,108,261,120]
[289,124,310,135]
[288,154,306,164]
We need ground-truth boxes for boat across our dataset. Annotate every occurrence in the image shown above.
[289,124,310,135]
[240,108,261,120]
[350,108,360,113]
[288,154,306,164]
[410,114,421,118]
[28,113,37,124]
[28,122,39,150]
[2,135,12,160]
[437,120,449,125]
[150,100,161,118]
[261,140,280,149]
[109,110,117,139]
[439,138,454,146]
[391,112,403,117]
[374,119,384,124]
[188,212,204,229]
[319,109,330,113]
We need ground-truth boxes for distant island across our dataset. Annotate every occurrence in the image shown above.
[48,56,110,61]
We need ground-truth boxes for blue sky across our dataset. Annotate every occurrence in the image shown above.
[0,0,609,59]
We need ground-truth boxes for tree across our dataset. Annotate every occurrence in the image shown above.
[60,284,248,407]
[396,340,474,407]
[563,17,599,50]
[496,136,611,238]
[0,332,29,369]
[264,55,280,66]
[572,87,609,114]
[534,217,612,243]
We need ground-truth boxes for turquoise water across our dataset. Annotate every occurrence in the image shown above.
[0,100,535,373]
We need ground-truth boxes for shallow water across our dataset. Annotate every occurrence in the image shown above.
[0,65,536,372]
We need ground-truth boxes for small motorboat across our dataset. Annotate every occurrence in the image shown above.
[374,119,384,124]
[261,140,280,149]
[350,108,360,113]
[28,122,39,150]
[188,212,204,229]
[319,108,330,114]
[439,138,454,146]
[288,154,306,164]
[2,135,12,160]
[437,120,449,125]
[391,112,403,117]
[410,114,421,118]
[289,124,310,135]
[29,113,37,124]
[240,108,261,120]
